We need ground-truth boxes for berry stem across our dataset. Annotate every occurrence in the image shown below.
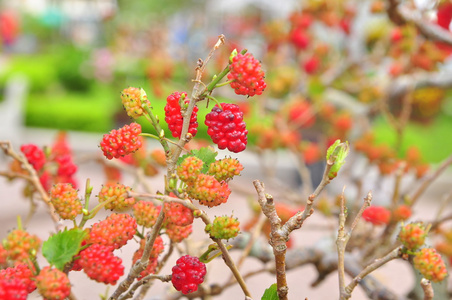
[78,197,116,227]
[343,246,402,299]
[214,79,234,88]
[141,103,171,155]
[205,95,223,109]
[139,132,160,141]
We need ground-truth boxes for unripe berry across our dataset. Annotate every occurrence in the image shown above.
[98,183,135,211]
[36,266,71,300]
[164,201,194,227]
[208,157,243,182]
[121,87,150,119]
[413,248,448,282]
[398,222,427,251]
[186,174,231,207]
[205,216,240,240]
[50,183,83,220]
[392,205,412,222]
[166,224,192,243]
[3,229,41,262]
[133,201,161,228]
[177,156,204,184]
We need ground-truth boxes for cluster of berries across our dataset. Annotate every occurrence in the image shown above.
[0,230,73,300]
[0,263,71,300]
[397,223,448,282]
[16,132,79,192]
[176,156,243,207]
[71,213,137,285]
[132,197,194,243]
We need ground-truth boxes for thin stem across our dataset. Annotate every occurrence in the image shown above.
[109,209,166,300]
[0,141,62,231]
[410,153,452,205]
[337,190,348,300]
[141,104,170,155]
[344,247,402,296]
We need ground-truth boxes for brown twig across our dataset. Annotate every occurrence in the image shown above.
[345,247,402,297]
[0,141,62,231]
[410,153,452,205]
[397,4,452,46]
[252,156,335,299]
[109,209,166,300]
[420,278,434,300]
[337,191,373,300]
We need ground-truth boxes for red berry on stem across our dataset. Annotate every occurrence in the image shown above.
[228,53,266,97]
[205,103,248,153]
[20,144,46,171]
[100,123,143,160]
[171,255,206,294]
[165,91,198,138]
[362,206,390,225]
[79,244,124,285]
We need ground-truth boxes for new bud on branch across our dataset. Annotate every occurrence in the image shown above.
[326,139,349,180]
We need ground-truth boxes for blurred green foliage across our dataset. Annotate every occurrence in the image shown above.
[373,111,452,163]
[25,83,117,132]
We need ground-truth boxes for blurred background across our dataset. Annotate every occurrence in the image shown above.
[1,0,452,298]
[1,0,452,163]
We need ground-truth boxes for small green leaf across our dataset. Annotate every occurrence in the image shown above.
[261,283,278,300]
[326,140,349,180]
[42,228,87,270]
[177,147,218,174]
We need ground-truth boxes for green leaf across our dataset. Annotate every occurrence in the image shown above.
[326,140,350,180]
[177,147,218,174]
[261,283,278,300]
[42,228,87,270]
